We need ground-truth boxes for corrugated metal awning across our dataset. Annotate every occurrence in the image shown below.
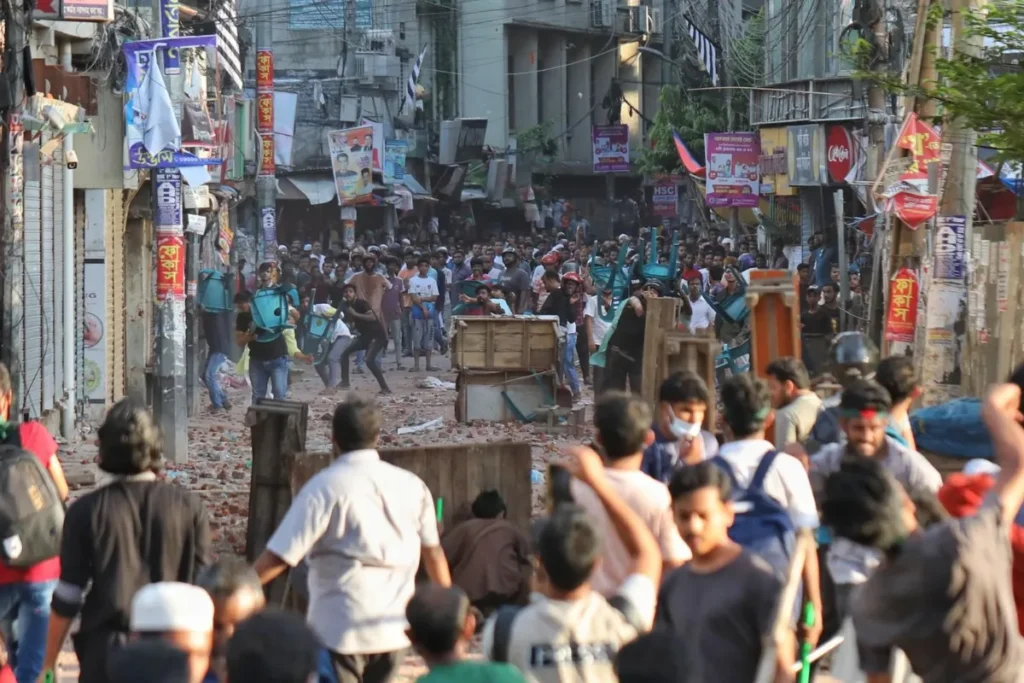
[277,176,337,204]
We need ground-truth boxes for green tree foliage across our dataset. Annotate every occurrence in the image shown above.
[637,12,764,176]
[868,1,1024,162]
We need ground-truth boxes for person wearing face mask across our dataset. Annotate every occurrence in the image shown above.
[641,372,720,485]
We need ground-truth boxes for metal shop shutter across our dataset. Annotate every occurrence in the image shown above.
[22,143,42,419]
[41,131,55,412]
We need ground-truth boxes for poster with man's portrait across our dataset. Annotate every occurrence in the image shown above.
[327,125,374,202]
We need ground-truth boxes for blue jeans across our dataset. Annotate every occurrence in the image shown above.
[563,332,580,394]
[0,579,57,683]
[205,352,228,408]
[249,356,289,402]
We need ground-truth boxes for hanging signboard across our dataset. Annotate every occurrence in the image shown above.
[384,139,408,184]
[886,188,937,229]
[896,113,941,183]
[885,267,919,343]
[825,125,855,183]
[651,179,678,217]
[705,132,760,207]
[592,125,630,173]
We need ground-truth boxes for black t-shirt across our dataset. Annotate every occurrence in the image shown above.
[801,307,833,337]
[349,299,386,338]
[236,311,288,361]
[822,305,841,336]
[608,297,647,356]
[498,268,531,312]
[539,289,571,328]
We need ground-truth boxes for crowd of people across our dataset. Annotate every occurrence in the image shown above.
[209,219,868,414]
[0,312,1023,683]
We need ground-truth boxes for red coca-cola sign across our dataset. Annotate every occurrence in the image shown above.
[826,125,854,183]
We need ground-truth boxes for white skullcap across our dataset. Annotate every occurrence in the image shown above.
[963,459,1001,477]
[131,582,214,633]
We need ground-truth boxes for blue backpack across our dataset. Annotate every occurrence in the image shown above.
[712,451,795,576]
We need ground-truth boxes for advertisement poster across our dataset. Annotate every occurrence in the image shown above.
[651,179,678,217]
[360,118,385,171]
[384,139,408,184]
[885,267,920,343]
[261,206,277,261]
[156,233,186,301]
[592,125,630,173]
[787,125,822,186]
[328,126,374,202]
[705,132,760,207]
[923,282,967,390]
[83,263,106,402]
[154,169,182,233]
[934,215,966,280]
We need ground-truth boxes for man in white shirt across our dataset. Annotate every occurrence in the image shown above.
[684,275,715,333]
[715,373,824,647]
[253,398,451,683]
[483,444,662,683]
[407,258,441,372]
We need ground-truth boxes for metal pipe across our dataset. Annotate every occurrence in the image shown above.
[61,39,75,438]
[790,635,846,673]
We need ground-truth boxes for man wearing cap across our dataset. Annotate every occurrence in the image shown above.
[531,253,561,310]
[130,582,215,683]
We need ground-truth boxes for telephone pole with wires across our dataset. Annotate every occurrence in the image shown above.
[255,0,276,261]
[1,0,26,414]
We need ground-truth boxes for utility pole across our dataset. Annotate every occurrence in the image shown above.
[255,0,277,262]
[662,0,675,87]
[941,0,983,395]
[154,0,188,462]
[61,40,76,437]
[864,4,889,344]
[2,0,25,415]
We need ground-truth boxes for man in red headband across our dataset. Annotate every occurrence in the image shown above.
[803,378,942,636]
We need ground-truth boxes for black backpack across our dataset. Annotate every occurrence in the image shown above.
[0,426,64,568]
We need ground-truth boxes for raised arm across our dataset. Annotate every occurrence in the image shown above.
[982,383,1024,527]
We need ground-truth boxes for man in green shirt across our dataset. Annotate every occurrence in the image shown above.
[407,585,523,683]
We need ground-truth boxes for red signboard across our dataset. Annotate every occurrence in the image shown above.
[256,91,274,135]
[255,50,273,92]
[884,267,919,343]
[826,125,854,183]
[889,189,937,229]
[896,113,941,182]
[260,134,275,178]
[156,234,185,301]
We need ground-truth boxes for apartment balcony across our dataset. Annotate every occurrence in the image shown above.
[749,76,866,127]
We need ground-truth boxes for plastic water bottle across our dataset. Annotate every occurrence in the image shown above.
[531,469,544,485]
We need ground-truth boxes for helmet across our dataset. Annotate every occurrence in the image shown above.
[540,253,560,266]
[827,332,879,384]
[562,272,582,283]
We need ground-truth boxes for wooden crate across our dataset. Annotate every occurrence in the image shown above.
[287,442,534,533]
[451,315,560,372]
[455,370,558,423]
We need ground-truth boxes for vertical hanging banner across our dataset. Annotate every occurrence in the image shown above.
[885,268,920,343]
[156,234,186,300]
[896,113,941,183]
[256,49,275,179]
[651,179,679,217]
[160,0,181,74]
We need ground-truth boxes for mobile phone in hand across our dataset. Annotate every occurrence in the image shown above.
[548,463,574,508]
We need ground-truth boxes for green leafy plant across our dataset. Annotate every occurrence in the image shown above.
[515,121,558,157]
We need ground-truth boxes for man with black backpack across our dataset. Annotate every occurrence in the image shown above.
[712,374,823,649]
[481,445,661,683]
[0,363,69,683]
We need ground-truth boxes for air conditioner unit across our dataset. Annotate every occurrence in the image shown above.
[646,6,662,35]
